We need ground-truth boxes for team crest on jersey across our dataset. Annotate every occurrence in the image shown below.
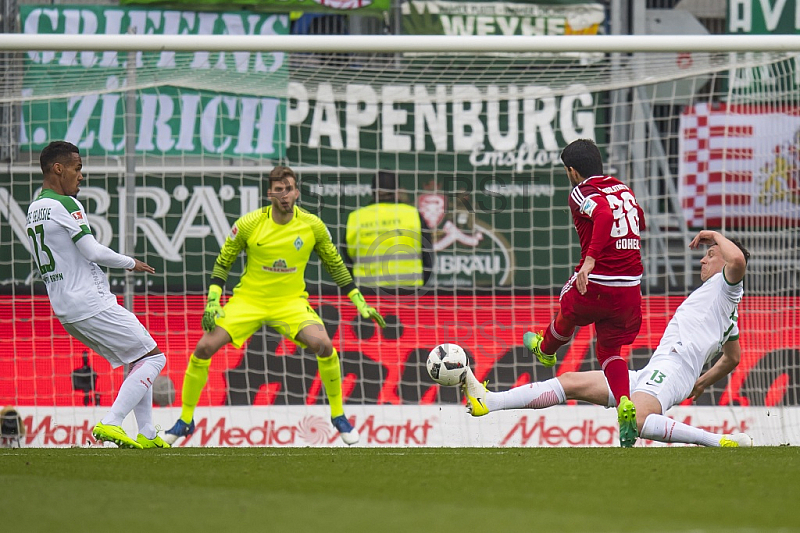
[71,211,83,221]
[579,197,598,217]
[294,236,303,250]
[263,259,297,274]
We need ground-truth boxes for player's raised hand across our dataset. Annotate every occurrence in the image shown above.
[689,230,718,249]
[202,284,225,332]
[129,259,155,274]
[348,288,386,328]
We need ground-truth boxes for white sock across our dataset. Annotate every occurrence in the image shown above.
[133,382,156,439]
[102,353,166,429]
[487,378,566,411]
[640,414,723,447]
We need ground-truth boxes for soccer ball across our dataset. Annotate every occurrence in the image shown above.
[426,343,469,386]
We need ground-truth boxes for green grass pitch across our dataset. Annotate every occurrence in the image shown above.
[2,447,798,533]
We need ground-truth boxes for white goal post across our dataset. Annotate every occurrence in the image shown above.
[1,28,798,447]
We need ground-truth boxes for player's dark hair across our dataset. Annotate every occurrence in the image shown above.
[560,138,603,178]
[268,165,297,189]
[40,141,79,173]
[730,238,751,265]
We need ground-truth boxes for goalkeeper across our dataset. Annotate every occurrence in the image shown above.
[163,166,385,446]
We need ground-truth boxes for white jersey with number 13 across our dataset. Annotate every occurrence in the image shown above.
[657,271,743,379]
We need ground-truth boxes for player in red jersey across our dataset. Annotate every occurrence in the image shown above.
[523,138,646,447]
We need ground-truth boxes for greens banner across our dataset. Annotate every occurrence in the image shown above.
[19,5,289,157]
[119,0,391,17]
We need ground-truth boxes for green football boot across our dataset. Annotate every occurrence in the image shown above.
[92,422,143,449]
[136,433,171,449]
[617,396,638,448]
[523,331,557,367]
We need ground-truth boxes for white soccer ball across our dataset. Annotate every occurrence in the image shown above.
[426,343,469,386]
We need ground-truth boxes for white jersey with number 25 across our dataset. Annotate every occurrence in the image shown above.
[26,189,132,323]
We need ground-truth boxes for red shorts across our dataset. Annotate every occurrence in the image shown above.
[558,276,642,349]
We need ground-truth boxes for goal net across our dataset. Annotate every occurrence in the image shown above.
[1,7,798,447]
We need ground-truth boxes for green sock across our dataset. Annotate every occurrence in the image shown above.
[180,354,211,423]
[317,349,344,418]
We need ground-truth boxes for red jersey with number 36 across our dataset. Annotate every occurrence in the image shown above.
[569,175,645,286]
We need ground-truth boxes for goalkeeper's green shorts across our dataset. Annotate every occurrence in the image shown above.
[216,293,324,349]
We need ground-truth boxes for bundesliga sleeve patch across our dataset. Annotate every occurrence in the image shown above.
[579,197,598,217]
[71,211,84,221]
[230,225,238,239]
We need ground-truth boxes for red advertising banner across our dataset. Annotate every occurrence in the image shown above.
[1,294,798,408]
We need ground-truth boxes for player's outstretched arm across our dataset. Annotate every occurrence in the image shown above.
[689,338,741,400]
[75,234,136,270]
[129,258,155,274]
[689,230,747,284]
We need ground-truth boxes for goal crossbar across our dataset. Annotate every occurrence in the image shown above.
[3,34,800,53]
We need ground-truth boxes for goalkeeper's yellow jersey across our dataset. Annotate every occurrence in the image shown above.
[212,206,354,299]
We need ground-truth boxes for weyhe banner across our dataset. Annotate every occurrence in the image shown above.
[401,1,605,37]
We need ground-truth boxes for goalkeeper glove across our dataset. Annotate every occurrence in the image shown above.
[201,284,225,332]
[348,288,385,328]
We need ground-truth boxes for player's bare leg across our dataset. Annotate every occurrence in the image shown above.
[163,327,232,445]
[297,323,359,445]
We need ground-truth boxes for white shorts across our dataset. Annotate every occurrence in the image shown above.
[629,350,696,413]
[62,305,157,368]
[604,347,696,413]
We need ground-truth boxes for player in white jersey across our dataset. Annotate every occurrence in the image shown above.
[26,141,169,450]
[462,230,753,447]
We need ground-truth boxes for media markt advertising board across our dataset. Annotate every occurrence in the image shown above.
[19,5,288,157]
